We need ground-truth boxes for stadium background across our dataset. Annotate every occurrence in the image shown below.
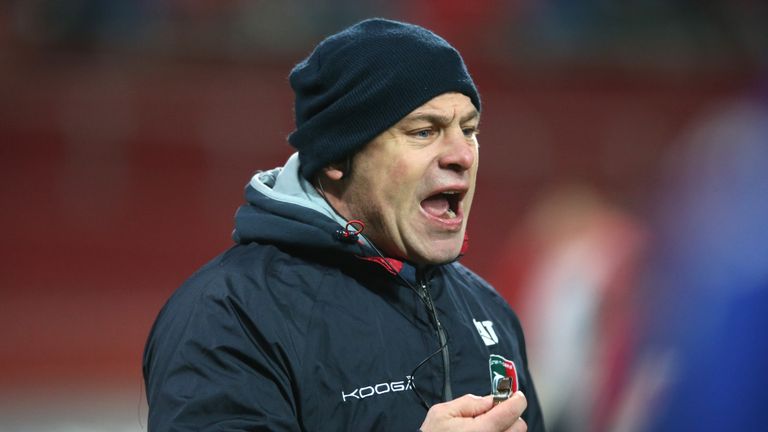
[1,2,766,431]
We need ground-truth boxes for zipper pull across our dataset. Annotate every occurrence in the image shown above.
[419,281,435,313]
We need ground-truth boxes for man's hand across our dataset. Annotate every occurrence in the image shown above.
[419,391,527,432]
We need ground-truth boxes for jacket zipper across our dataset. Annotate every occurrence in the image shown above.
[417,275,453,402]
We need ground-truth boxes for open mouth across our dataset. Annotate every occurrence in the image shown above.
[420,191,463,220]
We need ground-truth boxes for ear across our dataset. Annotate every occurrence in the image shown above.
[321,162,346,181]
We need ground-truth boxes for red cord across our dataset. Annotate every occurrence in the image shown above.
[335,219,365,243]
[345,219,365,235]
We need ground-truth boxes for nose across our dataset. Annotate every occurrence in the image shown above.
[438,128,477,172]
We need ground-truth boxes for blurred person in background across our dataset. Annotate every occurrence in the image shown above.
[614,90,768,432]
[491,185,647,432]
[143,18,543,431]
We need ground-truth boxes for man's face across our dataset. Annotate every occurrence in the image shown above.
[333,92,480,265]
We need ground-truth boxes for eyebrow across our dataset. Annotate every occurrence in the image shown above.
[401,109,480,127]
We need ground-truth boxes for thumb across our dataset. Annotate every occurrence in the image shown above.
[447,394,495,418]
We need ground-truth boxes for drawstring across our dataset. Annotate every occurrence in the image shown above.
[335,221,453,406]
[334,219,365,243]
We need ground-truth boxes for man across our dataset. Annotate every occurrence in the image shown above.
[144,18,544,431]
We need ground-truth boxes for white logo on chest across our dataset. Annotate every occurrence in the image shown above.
[341,376,414,402]
[473,319,499,346]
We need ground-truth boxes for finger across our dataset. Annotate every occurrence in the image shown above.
[481,391,527,430]
[505,417,527,432]
[446,394,495,418]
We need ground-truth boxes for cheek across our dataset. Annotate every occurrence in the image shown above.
[390,159,411,179]
[389,160,422,207]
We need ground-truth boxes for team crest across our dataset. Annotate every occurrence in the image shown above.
[489,354,518,403]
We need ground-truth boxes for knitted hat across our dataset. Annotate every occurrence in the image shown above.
[288,18,481,180]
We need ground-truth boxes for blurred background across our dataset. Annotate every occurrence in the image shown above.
[1,1,766,431]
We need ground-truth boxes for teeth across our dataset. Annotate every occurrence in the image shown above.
[441,192,458,219]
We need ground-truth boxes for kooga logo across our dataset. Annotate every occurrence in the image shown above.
[341,376,414,402]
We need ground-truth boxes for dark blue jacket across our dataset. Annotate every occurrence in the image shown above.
[143,162,544,431]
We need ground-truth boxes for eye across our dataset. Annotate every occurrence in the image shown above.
[462,126,479,138]
[413,129,435,139]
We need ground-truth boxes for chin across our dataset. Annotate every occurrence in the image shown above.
[415,244,463,265]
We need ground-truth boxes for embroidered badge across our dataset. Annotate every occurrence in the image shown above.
[489,354,518,404]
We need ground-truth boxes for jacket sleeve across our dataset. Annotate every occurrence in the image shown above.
[510,311,546,432]
[143,279,302,431]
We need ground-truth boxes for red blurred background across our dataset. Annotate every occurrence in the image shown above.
[1,2,765,430]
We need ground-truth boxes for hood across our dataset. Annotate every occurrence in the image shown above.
[232,153,369,256]
[232,153,467,281]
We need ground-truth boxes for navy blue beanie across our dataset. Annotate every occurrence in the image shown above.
[288,18,481,180]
